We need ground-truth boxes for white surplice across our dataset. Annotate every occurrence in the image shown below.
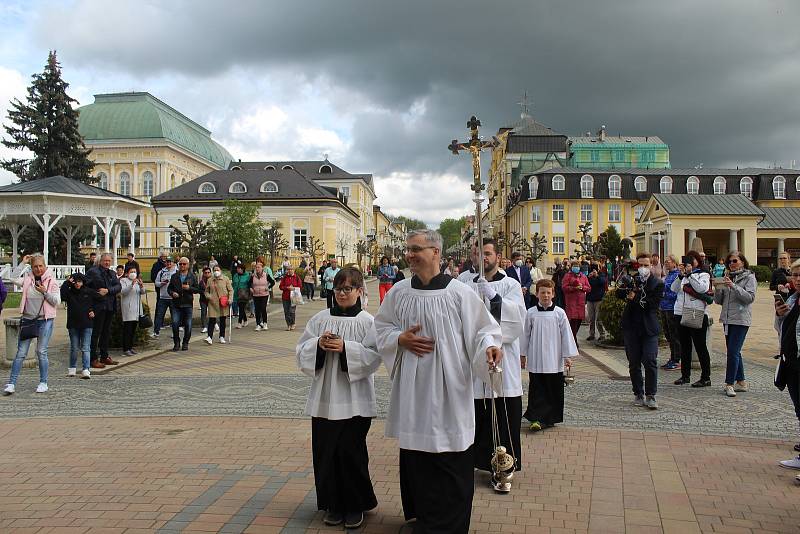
[374,277,503,453]
[522,305,578,374]
[458,270,526,398]
[296,309,382,419]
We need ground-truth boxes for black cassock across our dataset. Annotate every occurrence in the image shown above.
[473,396,522,472]
[523,372,565,426]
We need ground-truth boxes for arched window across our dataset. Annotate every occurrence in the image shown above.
[552,174,565,191]
[119,172,131,196]
[740,176,753,199]
[686,176,699,194]
[229,181,247,194]
[231,165,242,171]
[281,164,294,170]
[580,175,593,198]
[143,171,154,197]
[773,175,786,199]
[170,174,176,189]
[260,181,278,193]
[634,204,644,222]
[264,165,276,170]
[528,176,539,199]
[634,175,647,192]
[660,176,673,194]
[97,172,108,190]
[198,182,216,194]
[713,176,726,195]
[319,164,333,174]
[608,174,621,198]
[795,176,800,192]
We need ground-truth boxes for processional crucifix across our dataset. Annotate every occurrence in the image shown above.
[448,115,499,280]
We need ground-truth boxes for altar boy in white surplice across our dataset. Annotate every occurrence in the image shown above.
[374,229,503,534]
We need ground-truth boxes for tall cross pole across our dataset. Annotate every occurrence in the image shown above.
[448,115,498,280]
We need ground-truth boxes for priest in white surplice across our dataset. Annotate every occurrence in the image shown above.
[374,230,503,534]
[458,239,526,494]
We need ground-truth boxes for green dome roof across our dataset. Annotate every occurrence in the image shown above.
[78,92,233,168]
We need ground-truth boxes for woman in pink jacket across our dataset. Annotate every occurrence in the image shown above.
[3,254,61,395]
[561,260,590,345]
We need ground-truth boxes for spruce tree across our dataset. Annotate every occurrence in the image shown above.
[1,51,94,182]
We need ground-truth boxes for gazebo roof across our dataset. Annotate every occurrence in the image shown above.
[0,175,147,205]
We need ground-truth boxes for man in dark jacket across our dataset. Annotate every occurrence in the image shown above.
[168,256,201,351]
[616,252,664,410]
[552,258,568,309]
[124,252,141,279]
[771,251,792,292]
[60,273,96,378]
[505,251,533,308]
[151,250,166,307]
[85,252,97,270]
[585,264,607,341]
[230,255,243,274]
[86,252,122,368]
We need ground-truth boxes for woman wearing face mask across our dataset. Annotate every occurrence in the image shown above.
[205,267,233,344]
[713,251,756,397]
[120,268,146,357]
[561,260,590,345]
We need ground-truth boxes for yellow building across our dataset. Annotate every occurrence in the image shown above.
[78,92,233,250]
[372,205,406,260]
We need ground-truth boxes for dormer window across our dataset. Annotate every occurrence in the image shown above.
[319,164,333,174]
[740,176,753,199]
[229,181,247,194]
[198,182,216,194]
[264,165,276,170]
[634,175,647,192]
[580,175,593,198]
[608,174,621,198]
[552,174,565,191]
[260,181,278,193]
[774,175,786,199]
[281,165,294,170]
[660,176,673,194]
[231,165,242,171]
[686,176,699,194]
[528,176,539,199]
[714,176,726,194]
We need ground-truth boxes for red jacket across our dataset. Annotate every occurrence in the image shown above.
[561,271,590,320]
[279,272,302,301]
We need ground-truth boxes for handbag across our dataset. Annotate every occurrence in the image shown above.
[680,307,705,329]
[138,296,153,329]
[291,287,304,306]
[237,287,250,302]
[774,354,788,391]
[19,296,46,341]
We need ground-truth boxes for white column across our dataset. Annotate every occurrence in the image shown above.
[31,213,64,266]
[132,161,139,196]
[110,162,116,191]
[127,220,136,254]
[113,225,120,267]
[778,237,785,255]
[9,224,27,268]
[729,229,739,253]
[57,226,78,267]
[687,229,697,248]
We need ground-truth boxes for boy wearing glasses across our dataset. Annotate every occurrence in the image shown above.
[296,267,381,530]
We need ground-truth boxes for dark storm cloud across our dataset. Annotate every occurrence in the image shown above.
[37,0,800,175]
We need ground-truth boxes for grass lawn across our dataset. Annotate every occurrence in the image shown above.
[4,292,21,309]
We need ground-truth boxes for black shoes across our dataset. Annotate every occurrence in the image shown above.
[344,512,364,529]
[674,377,690,385]
[691,379,711,388]
[171,344,180,352]
[794,443,800,452]
[181,345,189,351]
[323,511,343,526]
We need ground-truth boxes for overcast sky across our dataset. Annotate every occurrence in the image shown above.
[1,0,799,227]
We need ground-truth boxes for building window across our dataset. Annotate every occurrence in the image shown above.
[282,164,294,170]
[97,172,108,190]
[714,176,726,194]
[660,176,672,194]
[143,171,154,197]
[580,174,593,198]
[773,175,786,199]
[740,176,753,199]
[687,176,699,194]
[264,165,276,170]
[608,203,621,222]
[119,172,131,196]
[796,176,800,192]
[340,186,350,198]
[229,181,247,194]
[634,175,647,192]
[608,175,621,198]
[528,176,539,199]
[231,165,242,171]
[170,174,176,189]
[552,174,565,191]
[260,181,278,193]
[580,204,592,222]
[552,236,565,255]
[552,204,565,222]
[293,228,307,250]
[531,205,540,222]
[319,164,333,174]
[198,182,216,194]
[634,204,644,221]
[169,231,183,249]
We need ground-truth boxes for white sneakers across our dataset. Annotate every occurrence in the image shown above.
[724,385,736,397]
[734,381,748,392]
[150,332,159,338]
[3,384,14,395]
[67,368,77,377]
[201,327,208,333]
[779,455,800,470]
[205,337,213,345]
[255,325,262,331]
[263,324,269,331]
[81,369,91,379]
[235,323,243,329]
[35,383,48,393]
[219,337,227,344]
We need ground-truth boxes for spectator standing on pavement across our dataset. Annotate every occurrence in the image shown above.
[771,251,792,292]
[87,252,121,369]
[659,255,682,371]
[773,259,800,478]
[506,251,533,309]
[151,257,177,339]
[672,250,712,388]
[168,257,200,351]
[150,250,166,309]
[60,273,94,380]
[712,258,726,279]
[713,251,756,398]
[119,268,146,356]
[232,264,251,329]
[124,252,141,278]
[323,259,341,309]
[86,252,97,270]
[304,261,317,301]
[377,256,395,304]
[280,267,303,330]
[205,266,232,345]
[3,254,60,395]
[251,260,271,331]
[561,260,590,345]
[318,261,329,300]
[552,258,568,309]
[115,265,125,279]
[230,254,243,274]
[296,267,381,529]
[616,252,664,410]
[585,263,607,341]
[199,267,211,333]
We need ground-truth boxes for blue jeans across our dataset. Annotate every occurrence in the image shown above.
[68,327,92,370]
[724,324,748,385]
[172,306,193,346]
[9,318,54,385]
[154,297,176,335]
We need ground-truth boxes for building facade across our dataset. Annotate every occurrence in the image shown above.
[568,127,670,169]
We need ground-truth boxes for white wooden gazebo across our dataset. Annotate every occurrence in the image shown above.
[0,175,150,276]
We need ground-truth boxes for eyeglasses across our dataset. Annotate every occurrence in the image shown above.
[179,262,188,265]
[405,246,437,254]
[333,286,356,294]
[728,258,739,264]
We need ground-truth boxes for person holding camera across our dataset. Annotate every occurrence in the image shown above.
[672,250,712,387]
[615,252,664,409]
[774,260,800,478]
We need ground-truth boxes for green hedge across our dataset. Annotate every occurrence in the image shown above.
[751,265,772,283]
[598,291,626,345]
